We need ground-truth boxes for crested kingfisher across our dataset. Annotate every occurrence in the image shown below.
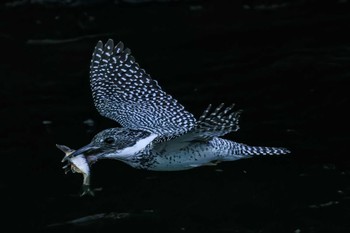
[57,39,290,196]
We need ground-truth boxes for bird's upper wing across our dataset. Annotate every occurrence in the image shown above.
[89,39,196,138]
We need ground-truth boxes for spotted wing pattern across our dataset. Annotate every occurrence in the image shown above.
[89,39,196,138]
[175,103,242,142]
[154,103,242,152]
[194,103,241,139]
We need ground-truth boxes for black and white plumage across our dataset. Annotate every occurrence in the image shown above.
[58,39,290,195]
[90,39,195,138]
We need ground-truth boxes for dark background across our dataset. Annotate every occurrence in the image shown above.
[1,0,349,232]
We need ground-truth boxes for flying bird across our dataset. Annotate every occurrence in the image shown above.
[57,39,290,196]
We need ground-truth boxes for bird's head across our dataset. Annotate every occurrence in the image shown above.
[57,128,157,195]
[64,128,158,164]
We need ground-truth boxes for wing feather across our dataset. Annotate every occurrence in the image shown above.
[89,39,196,138]
[154,103,242,152]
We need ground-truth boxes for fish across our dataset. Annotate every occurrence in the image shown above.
[56,144,94,196]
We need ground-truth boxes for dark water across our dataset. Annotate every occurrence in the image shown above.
[1,1,350,232]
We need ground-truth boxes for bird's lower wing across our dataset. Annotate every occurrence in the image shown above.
[189,103,241,140]
[155,103,241,151]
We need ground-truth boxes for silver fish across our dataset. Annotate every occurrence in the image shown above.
[56,144,94,196]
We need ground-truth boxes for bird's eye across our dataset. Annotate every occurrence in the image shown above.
[104,137,115,144]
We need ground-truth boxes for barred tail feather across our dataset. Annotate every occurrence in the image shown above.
[238,144,291,156]
[211,138,290,161]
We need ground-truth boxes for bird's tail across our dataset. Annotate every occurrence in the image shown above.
[236,143,290,156]
[212,138,290,161]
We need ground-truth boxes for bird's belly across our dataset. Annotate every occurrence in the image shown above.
[148,149,218,171]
